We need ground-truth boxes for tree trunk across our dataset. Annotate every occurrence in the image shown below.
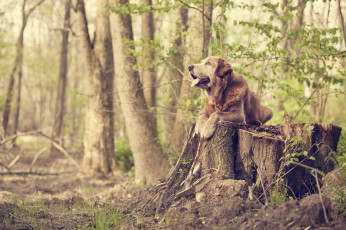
[141,0,156,110]
[2,0,46,139]
[76,0,117,174]
[144,122,341,215]
[11,32,24,142]
[3,57,18,136]
[337,0,346,47]
[170,2,213,156]
[110,0,170,185]
[2,1,26,137]
[163,8,188,144]
[50,0,71,157]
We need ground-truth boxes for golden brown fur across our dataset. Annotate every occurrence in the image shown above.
[189,56,273,139]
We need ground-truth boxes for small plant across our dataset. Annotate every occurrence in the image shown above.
[336,131,346,166]
[89,205,125,230]
[322,166,346,217]
[198,216,206,225]
[280,125,316,163]
[267,125,317,203]
[181,158,193,166]
[268,185,287,205]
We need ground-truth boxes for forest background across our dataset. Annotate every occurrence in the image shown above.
[0,0,345,185]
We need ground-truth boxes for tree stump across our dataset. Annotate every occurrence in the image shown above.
[144,122,341,215]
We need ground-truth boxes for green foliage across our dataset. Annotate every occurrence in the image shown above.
[336,131,346,166]
[89,204,126,230]
[114,138,134,174]
[280,125,317,163]
[269,185,287,205]
[320,166,346,217]
[107,1,176,14]
[210,0,345,123]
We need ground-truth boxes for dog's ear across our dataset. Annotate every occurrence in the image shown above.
[215,58,232,78]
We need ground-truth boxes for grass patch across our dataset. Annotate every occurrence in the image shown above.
[88,204,127,230]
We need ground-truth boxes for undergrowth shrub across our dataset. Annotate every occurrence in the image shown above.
[114,138,134,175]
[336,131,346,166]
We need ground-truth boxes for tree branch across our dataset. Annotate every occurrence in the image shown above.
[26,0,47,19]
[49,27,77,37]
[38,132,79,168]
[75,0,93,59]
[0,129,44,145]
[0,171,72,176]
[7,150,24,170]
[178,0,211,22]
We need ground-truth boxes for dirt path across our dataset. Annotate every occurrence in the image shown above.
[0,140,131,229]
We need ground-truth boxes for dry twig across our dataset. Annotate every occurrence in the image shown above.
[38,132,79,168]
[0,170,72,176]
[7,150,24,170]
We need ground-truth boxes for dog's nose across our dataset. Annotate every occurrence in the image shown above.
[188,65,194,71]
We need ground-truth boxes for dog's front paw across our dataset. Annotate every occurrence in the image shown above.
[194,114,208,137]
[200,114,219,139]
[194,121,203,137]
[201,123,217,139]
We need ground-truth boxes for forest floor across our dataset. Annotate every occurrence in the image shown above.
[0,135,345,229]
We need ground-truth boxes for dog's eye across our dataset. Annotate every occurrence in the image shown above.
[205,61,211,65]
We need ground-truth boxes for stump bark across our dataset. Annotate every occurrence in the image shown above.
[144,122,341,215]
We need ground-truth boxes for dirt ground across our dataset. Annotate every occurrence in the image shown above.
[0,139,133,229]
[0,137,345,229]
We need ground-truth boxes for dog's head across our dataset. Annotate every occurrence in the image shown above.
[189,56,233,89]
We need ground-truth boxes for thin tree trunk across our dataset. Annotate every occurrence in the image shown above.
[291,0,307,54]
[337,0,346,47]
[76,0,117,174]
[110,0,170,185]
[170,2,213,156]
[163,8,188,143]
[3,59,18,136]
[141,0,156,110]
[2,0,46,139]
[50,0,71,157]
[12,17,25,140]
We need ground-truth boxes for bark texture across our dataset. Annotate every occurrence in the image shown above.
[110,0,170,185]
[170,2,213,156]
[76,0,117,174]
[144,122,341,215]
[50,0,71,157]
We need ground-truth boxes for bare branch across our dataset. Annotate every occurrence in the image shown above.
[178,0,211,22]
[0,171,72,176]
[7,150,24,170]
[166,61,185,78]
[38,132,79,168]
[30,147,48,170]
[0,129,44,145]
[26,0,47,18]
[49,27,77,37]
[0,162,9,171]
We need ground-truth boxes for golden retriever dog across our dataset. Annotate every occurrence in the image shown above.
[189,56,273,139]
